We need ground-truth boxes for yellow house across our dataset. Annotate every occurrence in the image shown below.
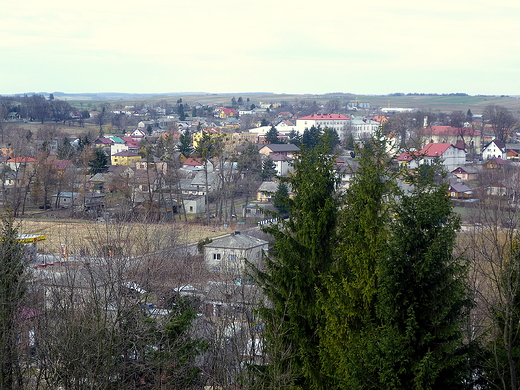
[192,131,225,149]
[111,150,141,166]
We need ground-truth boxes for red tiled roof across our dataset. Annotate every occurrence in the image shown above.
[297,114,349,120]
[372,115,388,123]
[419,143,453,157]
[7,157,37,163]
[183,157,204,167]
[426,126,480,137]
[95,137,113,144]
[51,159,71,171]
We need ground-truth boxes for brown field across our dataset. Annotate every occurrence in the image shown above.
[16,217,235,255]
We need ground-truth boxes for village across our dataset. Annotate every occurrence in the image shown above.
[1,93,520,388]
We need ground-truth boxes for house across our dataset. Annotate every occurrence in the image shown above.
[487,180,508,196]
[258,144,300,158]
[111,150,141,166]
[203,231,269,273]
[484,157,505,170]
[180,194,206,214]
[214,107,238,119]
[336,158,359,189]
[6,157,37,171]
[51,191,105,210]
[131,128,147,138]
[135,157,168,175]
[192,130,226,149]
[270,153,294,176]
[507,149,519,161]
[182,157,214,172]
[16,306,44,355]
[396,143,466,172]
[94,137,114,147]
[448,180,472,199]
[189,171,219,195]
[110,143,129,156]
[452,166,480,181]
[257,181,279,202]
[424,126,481,152]
[52,192,80,208]
[482,139,507,160]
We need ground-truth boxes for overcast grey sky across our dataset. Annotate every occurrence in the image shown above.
[2,0,519,96]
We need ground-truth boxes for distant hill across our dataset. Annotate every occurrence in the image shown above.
[8,92,520,114]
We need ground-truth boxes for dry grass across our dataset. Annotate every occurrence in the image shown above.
[17,218,233,255]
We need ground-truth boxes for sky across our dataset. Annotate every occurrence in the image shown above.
[2,0,520,96]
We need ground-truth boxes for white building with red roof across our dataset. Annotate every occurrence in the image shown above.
[296,114,350,133]
[424,126,481,152]
[397,143,466,171]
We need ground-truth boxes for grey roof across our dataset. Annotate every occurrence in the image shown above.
[450,181,472,193]
[205,233,268,250]
[257,181,292,193]
[261,144,300,153]
[191,171,218,187]
[452,165,480,174]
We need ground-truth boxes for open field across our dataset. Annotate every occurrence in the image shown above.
[62,92,520,115]
[16,217,235,256]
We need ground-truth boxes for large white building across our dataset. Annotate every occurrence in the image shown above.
[295,114,350,133]
[348,118,381,141]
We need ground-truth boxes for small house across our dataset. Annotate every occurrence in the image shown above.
[204,232,269,274]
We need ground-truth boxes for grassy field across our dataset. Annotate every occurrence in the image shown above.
[17,216,234,256]
[60,92,520,116]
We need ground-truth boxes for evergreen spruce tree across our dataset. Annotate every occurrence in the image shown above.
[322,127,340,154]
[288,129,301,147]
[320,135,394,389]
[377,163,470,389]
[301,126,322,150]
[265,126,280,144]
[178,129,194,157]
[273,181,290,217]
[253,142,340,389]
[260,157,277,181]
[88,149,109,175]
[0,216,25,390]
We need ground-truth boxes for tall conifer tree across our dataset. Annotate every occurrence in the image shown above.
[377,163,470,389]
[320,136,394,389]
[253,142,340,389]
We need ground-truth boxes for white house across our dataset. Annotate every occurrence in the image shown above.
[397,143,466,172]
[110,143,129,156]
[204,232,269,274]
[482,139,507,161]
[270,153,294,176]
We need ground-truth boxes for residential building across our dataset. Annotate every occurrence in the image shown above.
[258,144,300,158]
[111,150,141,166]
[204,231,269,273]
[451,166,480,181]
[424,126,481,152]
[482,139,507,160]
[397,143,466,172]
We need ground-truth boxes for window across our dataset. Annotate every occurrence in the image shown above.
[213,253,221,261]
[229,254,237,262]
